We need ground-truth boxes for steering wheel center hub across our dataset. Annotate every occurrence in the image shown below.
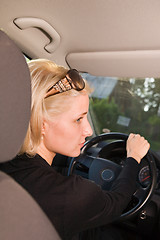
[101,169,114,181]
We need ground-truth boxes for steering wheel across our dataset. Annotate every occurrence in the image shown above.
[68,132,157,220]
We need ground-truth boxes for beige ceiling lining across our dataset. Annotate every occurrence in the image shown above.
[1,0,160,75]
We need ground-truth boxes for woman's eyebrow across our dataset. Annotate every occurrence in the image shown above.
[80,112,88,116]
[75,112,88,119]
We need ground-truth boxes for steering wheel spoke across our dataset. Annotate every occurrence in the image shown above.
[134,186,148,202]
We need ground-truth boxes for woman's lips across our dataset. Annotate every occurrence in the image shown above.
[79,142,85,148]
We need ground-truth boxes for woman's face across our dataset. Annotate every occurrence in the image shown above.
[40,93,93,161]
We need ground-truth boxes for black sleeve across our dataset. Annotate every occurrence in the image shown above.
[64,157,139,237]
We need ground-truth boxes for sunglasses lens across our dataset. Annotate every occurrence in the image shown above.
[67,69,85,90]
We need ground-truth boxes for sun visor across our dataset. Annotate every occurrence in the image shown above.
[67,50,160,78]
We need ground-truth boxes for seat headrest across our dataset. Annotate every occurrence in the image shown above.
[0,30,31,162]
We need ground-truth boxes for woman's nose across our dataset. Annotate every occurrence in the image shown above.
[84,119,93,137]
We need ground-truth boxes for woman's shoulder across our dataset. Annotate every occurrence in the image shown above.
[13,153,52,167]
[0,153,55,177]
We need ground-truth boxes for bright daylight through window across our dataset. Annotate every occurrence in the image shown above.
[82,73,160,151]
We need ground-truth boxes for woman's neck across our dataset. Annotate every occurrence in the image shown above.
[37,144,56,166]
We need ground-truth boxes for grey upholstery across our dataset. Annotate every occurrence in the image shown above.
[0,30,60,239]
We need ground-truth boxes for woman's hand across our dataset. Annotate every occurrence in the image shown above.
[126,133,150,164]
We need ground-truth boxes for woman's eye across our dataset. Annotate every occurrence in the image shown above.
[76,117,83,123]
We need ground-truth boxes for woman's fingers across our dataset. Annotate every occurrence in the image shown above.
[126,133,150,164]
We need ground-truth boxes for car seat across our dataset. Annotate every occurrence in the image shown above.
[0,30,60,240]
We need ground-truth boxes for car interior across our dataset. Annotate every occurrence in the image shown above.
[1,0,160,239]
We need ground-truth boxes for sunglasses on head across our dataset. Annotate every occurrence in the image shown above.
[45,69,85,98]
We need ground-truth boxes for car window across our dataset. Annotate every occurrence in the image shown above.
[25,56,31,62]
[82,73,160,151]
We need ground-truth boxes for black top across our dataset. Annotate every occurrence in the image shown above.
[0,154,139,240]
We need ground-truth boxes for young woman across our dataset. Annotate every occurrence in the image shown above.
[0,59,150,240]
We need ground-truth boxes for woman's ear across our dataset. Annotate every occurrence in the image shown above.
[41,119,46,135]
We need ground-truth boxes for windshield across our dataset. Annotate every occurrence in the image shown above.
[82,73,160,151]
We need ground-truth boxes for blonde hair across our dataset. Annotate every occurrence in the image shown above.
[20,59,91,156]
